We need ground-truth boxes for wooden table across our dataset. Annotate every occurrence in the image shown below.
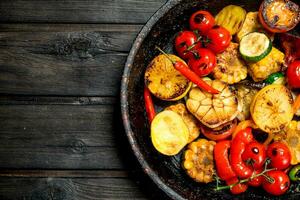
[0,1,171,199]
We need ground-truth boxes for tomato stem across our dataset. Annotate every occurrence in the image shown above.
[155,46,176,64]
[214,159,275,191]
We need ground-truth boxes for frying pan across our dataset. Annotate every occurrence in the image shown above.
[121,0,300,199]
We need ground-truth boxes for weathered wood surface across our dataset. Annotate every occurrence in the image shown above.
[0,0,167,24]
[0,169,170,199]
[0,0,164,199]
[0,98,128,169]
[0,24,142,96]
[0,177,147,200]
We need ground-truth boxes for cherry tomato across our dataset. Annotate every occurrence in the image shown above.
[188,48,216,76]
[226,177,248,194]
[189,10,215,34]
[248,168,263,187]
[267,142,291,170]
[287,60,300,88]
[242,141,266,170]
[205,25,231,54]
[174,31,201,60]
[200,120,237,141]
[262,170,290,196]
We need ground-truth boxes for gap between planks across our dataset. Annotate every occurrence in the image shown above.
[0,169,128,178]
[0,95,116,105]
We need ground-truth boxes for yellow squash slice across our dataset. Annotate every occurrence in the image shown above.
[215,5,246,35]
[165,103,200,143]
[151,110,189,156]
[251,85,294,133]
[145,54,192,101]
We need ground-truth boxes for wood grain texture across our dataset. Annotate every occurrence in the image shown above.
[0,177,147,200]
[0,101,131,169]
[0,24,142,96]
[0,169,128,178]
[0,0,167,24]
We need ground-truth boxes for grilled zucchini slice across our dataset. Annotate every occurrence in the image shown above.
[240,32,272,62]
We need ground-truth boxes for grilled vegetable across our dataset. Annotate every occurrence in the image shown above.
[182,139,216,183]
[289,164,300,181]
[215,5,246,35]
[280,32,300,64]
[251,85,294,133]
[205,25,232,54]
[214,140,236,181]
[248,47,285,82]
[144,86,156,123]
[156,48,220,94]
[212,42,248,84]
[278,121,300,165]
[287,60,300,88]
[165,103,200,143]
[262,170,290,196]
[151,110,189,156]
[239,32,272,62]
[293,94,300,114]
[259,0,300,33]
[230,128,254,179]
[200,119,237,141]
[145,54,192,101]
[236,84,259,121]
[189,10,215,34]
[186,79,239,129]
[236,12,274,42]
[265,72,285,85]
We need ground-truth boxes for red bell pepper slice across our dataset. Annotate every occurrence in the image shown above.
[230,128,254,179]
[214,140,236,181]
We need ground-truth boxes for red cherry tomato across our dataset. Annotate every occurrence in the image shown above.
[205,25,231,54]
[267,142,291,170]
[242,141,266,170]
[248,168,263,187]
[189,10,215,34]
[226,177,248,195]
[262,170,290,196]
[174,31,202,60]
[287,60,300,88]
[188,48,216,76]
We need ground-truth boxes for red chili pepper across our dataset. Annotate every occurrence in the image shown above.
[156,47,219,94]
[230,128,254,179]
[214,140,236,181]
[144,86,156,123]
[173,61,219,94]
[226,177,248,195]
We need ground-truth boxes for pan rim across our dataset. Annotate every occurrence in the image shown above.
[120,0,186,199]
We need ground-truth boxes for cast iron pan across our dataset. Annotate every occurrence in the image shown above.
[121,0,300,199]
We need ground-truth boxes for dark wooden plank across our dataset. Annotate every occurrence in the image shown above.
[0,24,141,96]
[0,177,148,200]
[0,170,128,178]
[0,0,167,24]
[0,100,130,169]
[0,95,116,105]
